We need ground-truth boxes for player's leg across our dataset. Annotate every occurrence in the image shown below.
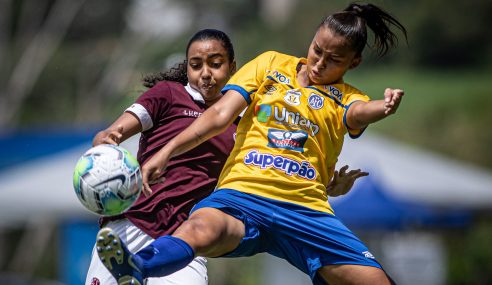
[96,227,145,285]
[253,196,395,285]
[86,243,118,285]
[96,207,245,283]
[87,219,143,285]
[173,207,245,257]
[85,219,147,285]
[95,238,210,285]
[93,219,208,285]
[91,219,209,285]
[318,264,392,285]
[145,256,208,285]
[139,207,245,278]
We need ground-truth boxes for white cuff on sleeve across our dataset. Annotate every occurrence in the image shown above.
[125,103,153,131]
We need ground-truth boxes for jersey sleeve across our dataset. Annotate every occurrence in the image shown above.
[125,82,172,131]
[222,51,276,105]
[341,87,370,139]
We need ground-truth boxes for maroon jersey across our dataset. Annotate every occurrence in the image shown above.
[101,81,237,238]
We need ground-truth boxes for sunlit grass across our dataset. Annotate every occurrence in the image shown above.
[345,67,492,169]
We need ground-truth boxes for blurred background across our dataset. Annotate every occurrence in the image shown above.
[0,0,492,284]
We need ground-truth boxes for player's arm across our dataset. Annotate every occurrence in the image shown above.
[140,90,247,195]
[326,165,368,197]
[166,90,246,155]
[92,112,142,146]
[346,88,404,130]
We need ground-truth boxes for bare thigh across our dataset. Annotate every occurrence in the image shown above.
[172,207,245,257]
[318,264,392,285]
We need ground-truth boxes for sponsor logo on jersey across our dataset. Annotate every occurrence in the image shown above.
[183,110,202,118]
[267,129,308,152]
[263,85,277,95]
[308,93,324,110]
[283,89,301,106]
[274,106,319,136]
[244,150,316,180]
[254,104,319,136]
[254,104,272,123]
[325,85,343,100]
[272,70,291,84]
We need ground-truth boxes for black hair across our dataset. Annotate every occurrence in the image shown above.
[320,2,407,57]
[143,29,235,88]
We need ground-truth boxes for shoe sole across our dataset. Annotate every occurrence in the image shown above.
[96,228,142,285]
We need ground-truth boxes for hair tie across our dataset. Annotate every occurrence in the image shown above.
[352,5,363,14]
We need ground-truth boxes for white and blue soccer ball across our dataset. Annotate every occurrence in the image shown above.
[73,144,142,216]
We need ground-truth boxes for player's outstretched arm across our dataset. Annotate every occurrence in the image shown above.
[326,165,368,197]
[92,112,142,146]
[346,88,404,130]
[140,90,247,195]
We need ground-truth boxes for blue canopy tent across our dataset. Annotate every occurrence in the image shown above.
[330,176,471,231]
[0,129,96,171]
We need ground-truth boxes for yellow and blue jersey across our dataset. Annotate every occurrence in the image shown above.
[218,51,370,214]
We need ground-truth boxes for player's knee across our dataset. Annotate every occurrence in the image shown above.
[174,216,222,251]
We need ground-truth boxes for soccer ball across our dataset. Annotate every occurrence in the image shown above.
[73,144,142,216]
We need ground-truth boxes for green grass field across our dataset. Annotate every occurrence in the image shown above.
[345,67,492,170]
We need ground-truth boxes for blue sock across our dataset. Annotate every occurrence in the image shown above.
[135,235,195,278]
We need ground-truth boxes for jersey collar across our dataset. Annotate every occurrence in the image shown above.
[185,83,205,104]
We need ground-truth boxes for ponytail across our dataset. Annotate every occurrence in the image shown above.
[321,2,407,57]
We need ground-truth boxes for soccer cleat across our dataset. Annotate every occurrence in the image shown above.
[96,227,144,285]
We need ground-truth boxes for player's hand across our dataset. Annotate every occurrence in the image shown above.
[383,88,404,115]
[326,165,368,197]
[140,151,170,196]
[93,125,124,146]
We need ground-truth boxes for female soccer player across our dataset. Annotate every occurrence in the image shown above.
[85,29,237,285]
[97,2,407,284]
[87,28,366,285]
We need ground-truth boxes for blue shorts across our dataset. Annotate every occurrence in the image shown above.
[190,189,383,285]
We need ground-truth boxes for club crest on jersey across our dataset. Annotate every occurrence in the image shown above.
[284,89,301,106]
[325,85,343,100]
[272,70,291,84]
[308,93,324,110]
[267,129,308,152]
[244,150,316,180]
[263,85,277,95]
